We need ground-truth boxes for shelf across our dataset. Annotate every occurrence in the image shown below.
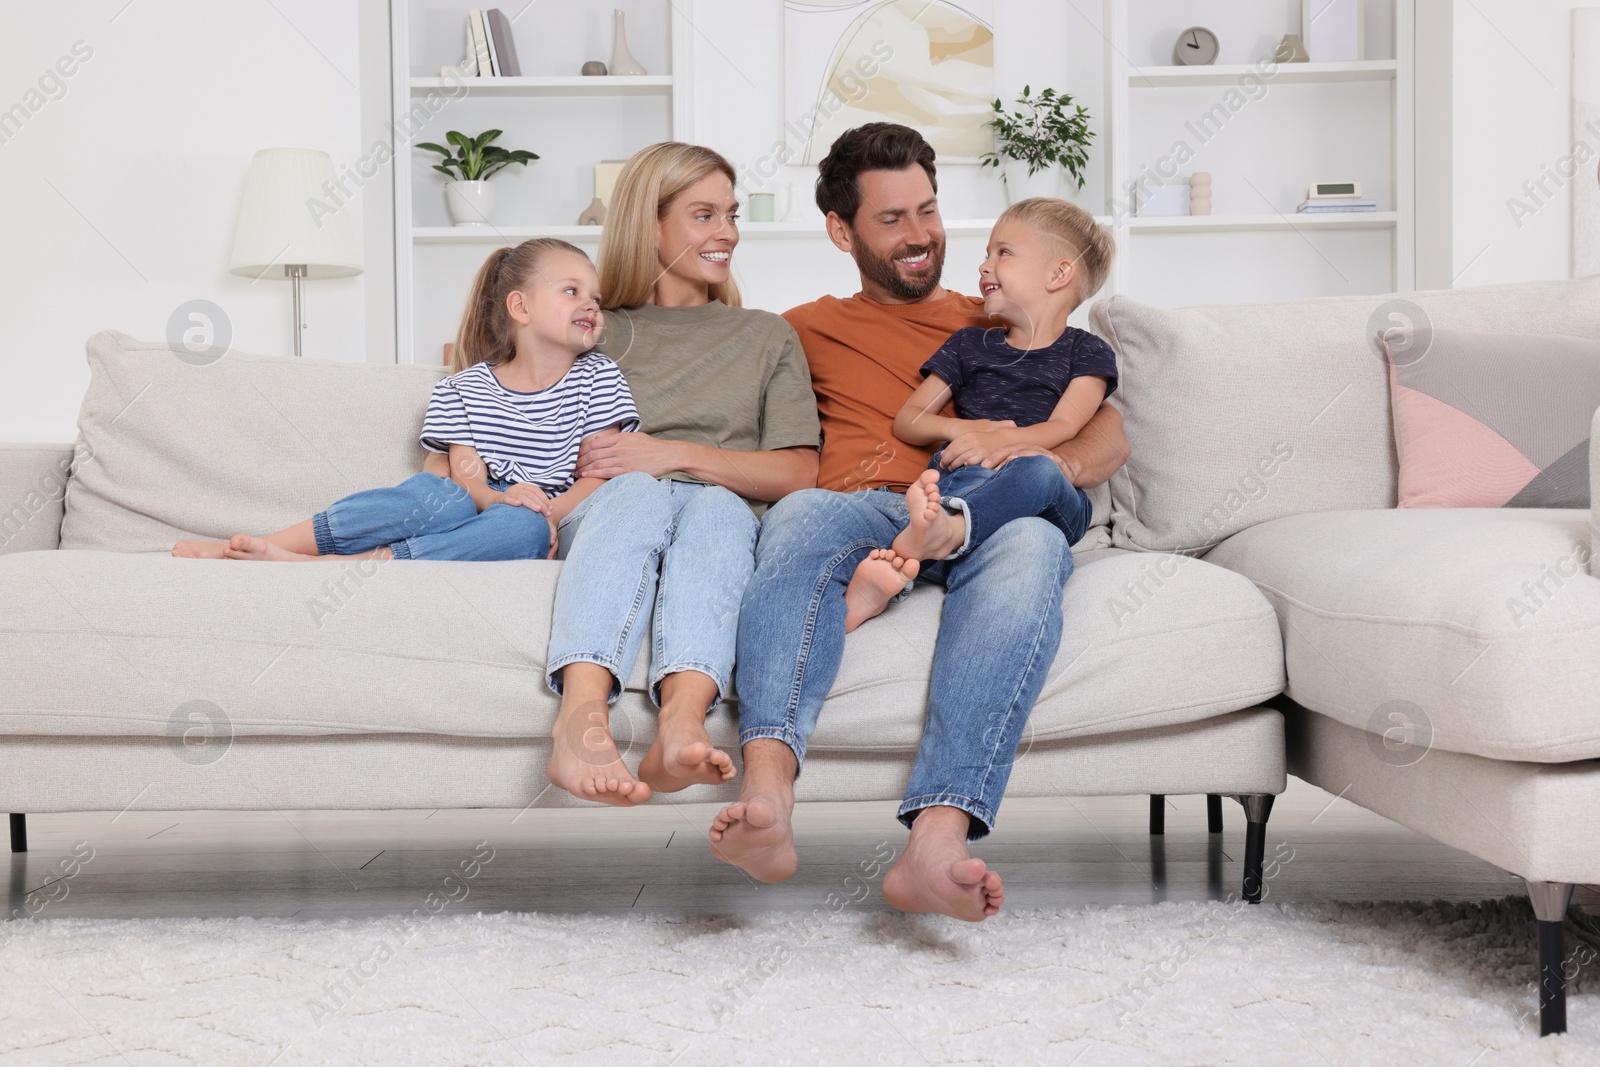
[413,218,1115,244]
[408,75,674,95]
[1128,60,1397,88]
[1126,212,1398,234]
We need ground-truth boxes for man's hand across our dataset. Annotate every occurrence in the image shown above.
[980,443,1079,483]
[574,431,681,480]
[940,425,1020,469]
[498,483,553,514]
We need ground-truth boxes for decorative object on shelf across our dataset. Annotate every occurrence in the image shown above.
[610,9,648,76]
[747,192,776,222]
[782,181,808,221]
[1137,181,1190,217]
[786,0,995,163]
[1574,8,1600,278]
[229,149,362,358]
[1172,27,1219,66]
[581,60,608,76]
[1274,34,1310,64]
[1309,181,1363,200]
[485,9,520,76]
[981,84,1094,204]
[575,160,627,226]
[1189,172,1212,216]
[1302,0,1363,62]
[468,10,494,76]
[1297,180,1376,214]
[577,198,606,226]
[417,130,539,226]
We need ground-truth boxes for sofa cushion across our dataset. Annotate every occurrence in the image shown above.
[59,332,446,553]
[0,548,1283,748]
[1205,508,1599,762]
[1087,276,1600,554]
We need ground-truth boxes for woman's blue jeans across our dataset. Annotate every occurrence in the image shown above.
[546,472,757,710]
[312,472,551,561]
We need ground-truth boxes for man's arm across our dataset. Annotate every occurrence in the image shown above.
[1053,403,1128,488]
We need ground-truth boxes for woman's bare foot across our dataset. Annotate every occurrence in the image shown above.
[891,469,965,562]
[638,706,736,793]
[222,534,318,562]
[843,549,920,632]
[545,700,653,807]
[880,806,1004,921]
[172,540,230,559]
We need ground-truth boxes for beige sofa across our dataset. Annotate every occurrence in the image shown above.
[1091,274,1600,1036]
[0,332,1288,904]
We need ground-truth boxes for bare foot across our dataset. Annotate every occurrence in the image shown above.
[844,549,920,632]
[638,708,736,793]
[222,534,318,562]
[709,794,797,882]
[172,540,230,559]
[545,701,652,807]
[881,809,1004,921]
[891,469,965,562]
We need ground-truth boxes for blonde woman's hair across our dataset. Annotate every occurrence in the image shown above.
[598,142,743,311]
[451,238,589,373]
[998,198,1117,302]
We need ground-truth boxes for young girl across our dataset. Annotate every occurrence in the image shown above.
[171,239,638,563]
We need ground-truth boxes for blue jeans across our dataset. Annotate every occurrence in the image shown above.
[547,472,758,709]
[736,487,1074,839]
[932,452,1093,556]
[312,472,551,561]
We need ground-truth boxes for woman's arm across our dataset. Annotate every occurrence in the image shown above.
[574,432,818,502]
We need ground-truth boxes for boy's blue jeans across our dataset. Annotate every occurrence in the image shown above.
[931,452,1093,556]
[546,472,757,710]
[312,472,551,561]
[735,483,1075,840]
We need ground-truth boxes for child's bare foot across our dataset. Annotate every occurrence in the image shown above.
[172,540,230,559]
[638,706,736,793]
[843,549,919,632]
[892,469,965,561]
[222,534,318,562]
[546,700,653,807]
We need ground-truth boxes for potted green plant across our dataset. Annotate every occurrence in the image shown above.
[980,86,1094,204]
[417,130,539,226]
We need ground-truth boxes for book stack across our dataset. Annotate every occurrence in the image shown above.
[458,9,520,77]
[1296,197,1377,214]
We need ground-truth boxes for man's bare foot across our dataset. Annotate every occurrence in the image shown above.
[843,549,920,632]
[881,807,1004,921]
[222,534,317,562]
[709,795,797,882]
[638,707,736,793]
[545,700,653,807]
[172,540,230,559]
[891,469,965,562]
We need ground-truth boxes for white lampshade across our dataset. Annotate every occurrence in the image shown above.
[229,148,362,279]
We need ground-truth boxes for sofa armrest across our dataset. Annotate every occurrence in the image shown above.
[1591,407,1599,578]
[0,443,77,554]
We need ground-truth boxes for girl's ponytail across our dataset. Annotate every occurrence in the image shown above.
[449,238,589,373]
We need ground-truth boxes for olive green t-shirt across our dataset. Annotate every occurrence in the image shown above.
[595,300,822,513]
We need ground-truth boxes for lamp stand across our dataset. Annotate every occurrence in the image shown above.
[286,263,307,357]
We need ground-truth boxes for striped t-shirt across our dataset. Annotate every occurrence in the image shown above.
[420,356,639,493]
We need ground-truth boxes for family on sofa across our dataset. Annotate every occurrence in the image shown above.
[170,124,1130,923]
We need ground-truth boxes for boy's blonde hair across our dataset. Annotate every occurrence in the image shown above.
[998,197,1116,303]
[598,142,743,311]
[451,238,590,373]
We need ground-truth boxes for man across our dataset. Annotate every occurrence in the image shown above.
[708,123,1129,921]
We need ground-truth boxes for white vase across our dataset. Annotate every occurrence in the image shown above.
[446,180,494,226]
[1002,159,1066,204]
[610,9,647,76]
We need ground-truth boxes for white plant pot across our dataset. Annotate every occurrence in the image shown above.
[1002,160,1066,204]
[446,180,495,226]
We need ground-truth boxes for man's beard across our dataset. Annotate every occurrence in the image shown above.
[853,234,946,301]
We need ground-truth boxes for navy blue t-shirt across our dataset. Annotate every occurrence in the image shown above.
[920,325,1118,428]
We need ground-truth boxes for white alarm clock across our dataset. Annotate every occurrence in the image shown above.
[1173,27,1220,66]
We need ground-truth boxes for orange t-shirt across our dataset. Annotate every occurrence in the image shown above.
[784,290,989,492]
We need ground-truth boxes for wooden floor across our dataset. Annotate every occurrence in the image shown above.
[7,779,1597,921]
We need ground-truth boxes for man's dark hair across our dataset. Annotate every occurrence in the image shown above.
[814,123,938,226]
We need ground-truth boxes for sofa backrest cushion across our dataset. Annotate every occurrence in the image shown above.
[60,331,446,553]
[1088,276,1600,554]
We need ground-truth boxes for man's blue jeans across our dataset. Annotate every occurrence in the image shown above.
[547,472,757,709]
[933,452,1093,555]
[312,472,551,561]
[735,486,1074,839]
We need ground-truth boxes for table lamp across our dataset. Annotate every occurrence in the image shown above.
[228,148,362,357]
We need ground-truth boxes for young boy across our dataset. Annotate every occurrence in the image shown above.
[844,197,1118,631]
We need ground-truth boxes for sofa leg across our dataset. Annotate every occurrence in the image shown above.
[9,814,24,854]
[1526,880,1575,1036]
[1207,794,1223,834]
[1232,794,1275,903]
[1148,795,1165,835]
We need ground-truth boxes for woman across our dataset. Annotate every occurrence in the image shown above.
[543,142,821,806]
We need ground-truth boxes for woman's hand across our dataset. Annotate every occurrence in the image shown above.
[498,483,553,514]
[940,426,1020,470]
[574,431,682,480]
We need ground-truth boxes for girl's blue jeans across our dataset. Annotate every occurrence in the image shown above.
[312,472,551,561]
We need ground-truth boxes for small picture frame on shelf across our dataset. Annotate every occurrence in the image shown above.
[1302,0,1363,62]
[1136,182,1190,217]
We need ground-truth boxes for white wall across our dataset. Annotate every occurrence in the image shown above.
[0,1,369,443]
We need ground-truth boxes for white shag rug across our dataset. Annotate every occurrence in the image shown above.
[3,899,1597,1066]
